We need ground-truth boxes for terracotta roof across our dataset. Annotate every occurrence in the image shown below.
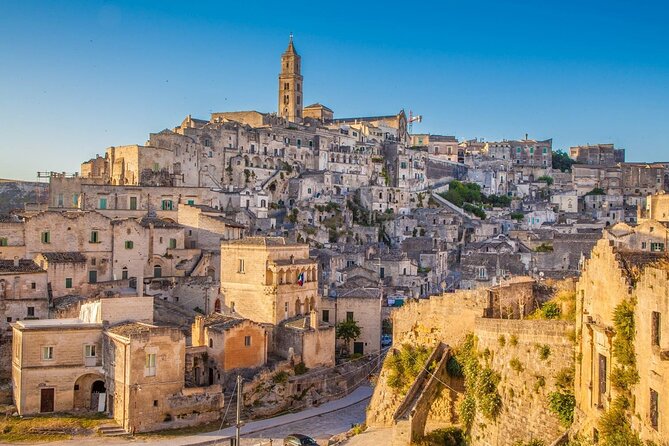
[0,259,44,274]
[40,252,87,264]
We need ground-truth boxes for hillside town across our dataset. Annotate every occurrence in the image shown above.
[0,37,668,446]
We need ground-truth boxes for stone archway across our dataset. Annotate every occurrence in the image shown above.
[74,373,106,411]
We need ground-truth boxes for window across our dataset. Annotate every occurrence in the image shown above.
[0,238,7,246]
[145,353,156,376]
[121,267,128,280]
[650,388,659,430]
[125,241,134,249]
[651,242,665,252]
[652,312,661,347]
[73,193,79,206]
[478,267,486,279]
[346,311,354,322]
[99,198,107,209]
[65,278,73,289]
[642,242,647,250]
[90,231,99,243]
[244,336,251,347]
[27,307,34,317]
[129,196,137,210]
[41,231,50,244]
[187,199,195,205]
[169,238,177,249]
[42,346,53,360]
[31,282,36,289]
[209,338,213,348]
[153,265,162,278]
[57,194,64,207]
[88,270,97,284]
[85,345,96,357]
[598,354,607,406]
[322,309,330,323]
[238,259,245,273]
[161,200,173,211]
[542,147,547,154]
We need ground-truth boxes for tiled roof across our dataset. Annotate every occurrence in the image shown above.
[0,259,44,274]
[202,314,248,331]
[140,217,182,229]
[40,252,87,263]
[107,322,157,337]
[227,237,297,247]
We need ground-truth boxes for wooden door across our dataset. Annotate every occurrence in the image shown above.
[40,388,54,413]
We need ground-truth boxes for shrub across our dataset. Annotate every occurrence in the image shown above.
[272,371,288,384]
[510,211,524,221]
[413,427,466,446]
[446,356,464,378]
[509,357,524,373]
[293,362,308,375]
[536,344,551,361]
[540,302,561,319]
[509,334,518,346]
[554,368,574,391]
[533,375,546,392]
[598,396,643,446]
[498,335,506,347]
[387,344,431,392]
[548,391,575,426]
[535,243,554,252]
[611,299,639,391]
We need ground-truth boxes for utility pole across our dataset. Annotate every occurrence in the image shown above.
[235,375,243,446]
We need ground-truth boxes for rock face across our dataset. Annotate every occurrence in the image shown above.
[366,282,576,446]
[0,180,48,213]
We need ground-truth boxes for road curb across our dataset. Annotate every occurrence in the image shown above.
[183,390,372,446]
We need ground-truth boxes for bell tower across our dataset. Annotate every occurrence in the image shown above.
[278,34,303,123]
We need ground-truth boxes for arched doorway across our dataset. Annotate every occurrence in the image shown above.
[74,374,106,412]
[214,299,221,313]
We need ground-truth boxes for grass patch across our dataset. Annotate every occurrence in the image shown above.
[0,412,109,443]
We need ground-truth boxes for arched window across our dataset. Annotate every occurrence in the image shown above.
[214,299,221,313]
[209,338,213,348]
[153,265,162,278]
[295,298,302,316]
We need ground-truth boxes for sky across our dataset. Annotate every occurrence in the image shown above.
[1,0,669,180]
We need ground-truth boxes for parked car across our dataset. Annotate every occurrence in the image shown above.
[381,334,392,347]
[284,433,318,446]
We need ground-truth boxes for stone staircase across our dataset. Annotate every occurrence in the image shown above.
[97,423,129,437]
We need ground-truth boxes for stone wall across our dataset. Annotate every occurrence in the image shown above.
[469,318,574,446]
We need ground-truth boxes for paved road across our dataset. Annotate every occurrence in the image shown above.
[44,386,373,446]
[240,399,368,445]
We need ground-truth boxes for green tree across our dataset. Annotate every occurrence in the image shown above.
[552,150,574,172]
[336,319,361,353]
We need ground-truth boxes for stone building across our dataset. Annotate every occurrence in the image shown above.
[33,252,89,298]
[574,239,668,444]
[569,143,625,165]
[191,313,267,373]
[12,318,104,414]
[325,285,382,355]
[219,237,319,325]
[0,259,49,331]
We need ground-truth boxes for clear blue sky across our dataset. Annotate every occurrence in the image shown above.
[1,0,668,180]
